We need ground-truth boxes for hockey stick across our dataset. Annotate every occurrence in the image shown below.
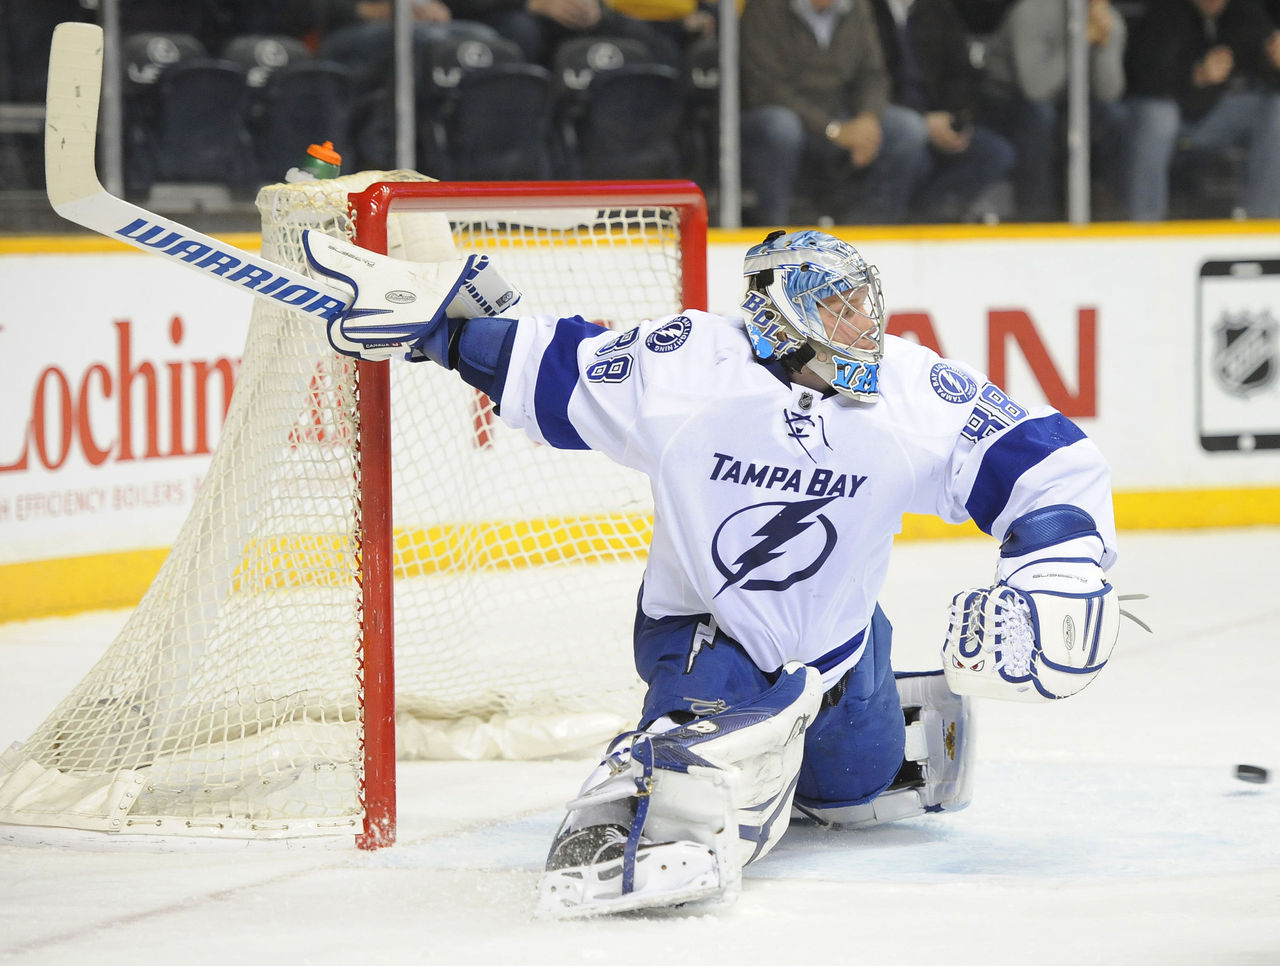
[45,22,350,323]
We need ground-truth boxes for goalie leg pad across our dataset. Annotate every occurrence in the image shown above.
[794,670,973,829]
[535,662,822,918]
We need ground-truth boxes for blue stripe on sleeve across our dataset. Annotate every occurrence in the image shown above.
[964,413,1087,534]
[532,316,600,450]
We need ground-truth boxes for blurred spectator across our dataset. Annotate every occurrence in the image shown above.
[266,1,501,94]
[1123,0,1280,220]
[951,0,1016,31]
[603,0,720,54]
[869,0,1015,221]
[120,0,247,53]
[739,0,929,225]
[446,0,685,67]
[980,0,1127,220]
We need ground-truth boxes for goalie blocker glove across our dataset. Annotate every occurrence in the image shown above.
[301,230,521,363]
[942,505,1120,702]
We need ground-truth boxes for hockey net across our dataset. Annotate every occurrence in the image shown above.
[0,174,708,846]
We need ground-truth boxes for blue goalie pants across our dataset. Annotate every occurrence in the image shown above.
[633,603,905,811]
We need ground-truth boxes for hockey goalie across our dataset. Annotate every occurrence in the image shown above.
[302,227,1125,917]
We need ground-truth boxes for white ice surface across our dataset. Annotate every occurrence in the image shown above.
[1,529,1278,965]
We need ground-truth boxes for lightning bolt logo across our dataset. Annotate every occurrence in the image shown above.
[711,496,838,597]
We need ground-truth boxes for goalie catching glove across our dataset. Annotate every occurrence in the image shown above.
[301,230,521,363]
[943,505,1120,702]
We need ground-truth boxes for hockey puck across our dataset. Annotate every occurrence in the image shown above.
[1235,764,1269,784]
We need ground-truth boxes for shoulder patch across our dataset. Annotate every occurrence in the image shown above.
[929,362,978,404]
[645,315,692,353]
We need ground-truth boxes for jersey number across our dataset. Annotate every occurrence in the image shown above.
[963,383,1028,443]
[586,356,633,383]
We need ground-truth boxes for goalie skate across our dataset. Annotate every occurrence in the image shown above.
[537,824,726,918]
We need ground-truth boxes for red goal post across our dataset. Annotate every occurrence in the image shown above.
[351,181,708,848]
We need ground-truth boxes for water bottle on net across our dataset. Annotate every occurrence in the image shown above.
[284,141,342,183]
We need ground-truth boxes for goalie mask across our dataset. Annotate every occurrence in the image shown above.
[741,230,885,402]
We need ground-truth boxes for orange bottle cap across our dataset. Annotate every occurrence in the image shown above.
[307,141,342,166]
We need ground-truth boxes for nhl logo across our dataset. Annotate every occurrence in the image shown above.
[1213,311,1277,397]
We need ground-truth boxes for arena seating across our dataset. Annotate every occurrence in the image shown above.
[552,36,685,179]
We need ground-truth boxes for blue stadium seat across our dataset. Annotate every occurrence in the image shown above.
[422,34,551,179]
[251,60,356,184]
[122,32,209,193]
[422,33,525,99]
[348,87,396,171]
[343,29,523,173]
[224,34,350,183]
[222,34,314,91]
[124,32,207,89]
[436,64,554,179]
[140,58,255,189]
[552,37,684,179]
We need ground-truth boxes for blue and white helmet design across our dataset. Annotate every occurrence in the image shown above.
[741,230,885,402]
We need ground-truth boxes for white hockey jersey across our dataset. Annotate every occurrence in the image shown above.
[497,310,1116,687]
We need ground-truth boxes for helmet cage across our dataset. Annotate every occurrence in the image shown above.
[742,231,885,402]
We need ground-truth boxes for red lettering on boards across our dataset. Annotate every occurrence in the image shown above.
[887,307,1097,417]
[1,316,240,473]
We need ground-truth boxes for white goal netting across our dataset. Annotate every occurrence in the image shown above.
[0,173,699,841]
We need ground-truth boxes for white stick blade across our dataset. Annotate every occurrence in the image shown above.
[45,22,107,209]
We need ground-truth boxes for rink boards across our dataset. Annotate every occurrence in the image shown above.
[2,220,1279,618]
